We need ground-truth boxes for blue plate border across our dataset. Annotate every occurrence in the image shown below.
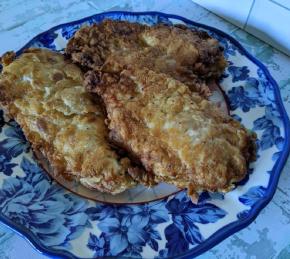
[1,11,289,259]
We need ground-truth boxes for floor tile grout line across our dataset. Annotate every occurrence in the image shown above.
[272,199,290,217]
[229,27,240,35]
[277,186,289,196]
[243,0,256,30]
[195,12,210,22]
[269,0,290,11]
[193,7,241,35]
[86,1,102,11]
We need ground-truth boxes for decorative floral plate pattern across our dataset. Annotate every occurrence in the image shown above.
[0,11,289,259]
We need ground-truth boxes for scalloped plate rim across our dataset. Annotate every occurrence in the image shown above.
[0,11,289,259]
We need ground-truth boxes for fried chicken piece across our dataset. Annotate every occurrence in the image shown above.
[0,48,137,194]
[91,68,256,198]
[66,20,227,97]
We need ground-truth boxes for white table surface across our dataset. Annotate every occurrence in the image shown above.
[0,0,290,258]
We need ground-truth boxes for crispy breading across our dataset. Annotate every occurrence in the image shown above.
[0,48,137,194]
[66,20,227,97]
[93,68,256,197]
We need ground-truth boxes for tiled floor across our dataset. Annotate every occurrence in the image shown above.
[192,0,254,28]
[246,0,290,55]
[192,0,290,56]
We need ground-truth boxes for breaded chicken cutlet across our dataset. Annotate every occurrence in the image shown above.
[66,20,227,97]
[0,48,138,194]
[90,68,256,198]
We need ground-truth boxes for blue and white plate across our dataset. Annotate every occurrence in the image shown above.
[0,11,289,259]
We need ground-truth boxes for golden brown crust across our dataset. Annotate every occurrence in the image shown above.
[94,68,256,196]
[0,48,137,194]
[0,51,16,66]
[66,20,227,97]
